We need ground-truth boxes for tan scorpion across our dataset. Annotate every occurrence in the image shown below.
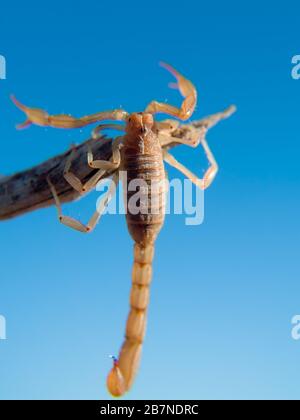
[11,63,219,397]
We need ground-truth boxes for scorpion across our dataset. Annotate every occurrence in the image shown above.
[11,63,219,397]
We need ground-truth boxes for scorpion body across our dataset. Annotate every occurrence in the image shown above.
[107,113,166,395]
[12,63,221,396]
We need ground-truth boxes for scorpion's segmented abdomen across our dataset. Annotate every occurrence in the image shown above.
[122,147,166,246]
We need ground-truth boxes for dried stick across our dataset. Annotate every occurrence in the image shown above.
[0,106,236,221]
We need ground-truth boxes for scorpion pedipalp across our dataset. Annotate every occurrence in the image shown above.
[146,62,197,121]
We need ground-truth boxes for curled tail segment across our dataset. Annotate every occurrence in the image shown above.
[107,242,155,397]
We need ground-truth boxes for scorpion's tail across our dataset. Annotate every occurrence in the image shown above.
[107,242,155,397]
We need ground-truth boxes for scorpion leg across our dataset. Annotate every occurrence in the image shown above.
[200,137,219,189]
[145,62,197,121]
[63,147,106,194]
[92,123,125,139]
[158,123,204,148]
[163,135,218,190]
[88,136,123,170]
[163,150,204,189]
[154,119,180,135]
[47,172,118,233]
[11,95,128,129]
[160,123,218,189]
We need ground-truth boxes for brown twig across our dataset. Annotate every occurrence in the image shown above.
[0,105,236,221]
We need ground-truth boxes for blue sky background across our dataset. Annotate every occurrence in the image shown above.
[0,0,300,400]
